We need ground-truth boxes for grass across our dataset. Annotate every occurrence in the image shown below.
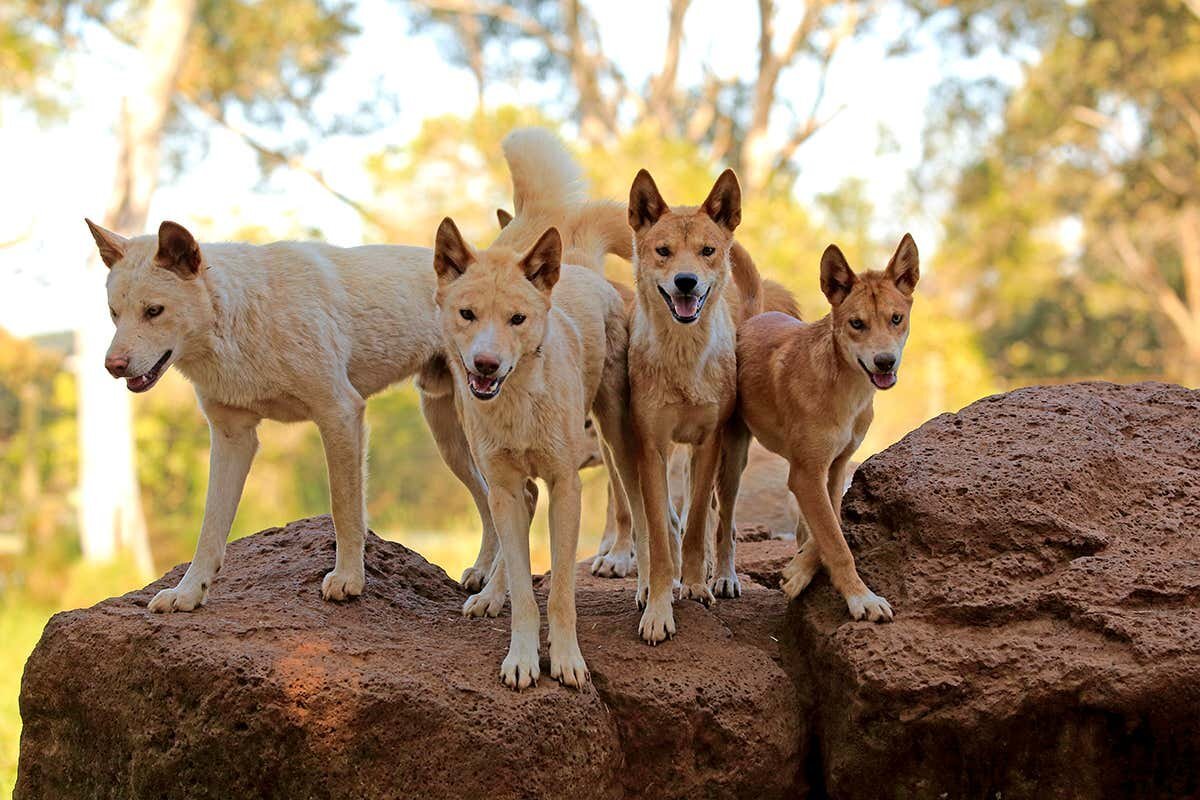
[0,601,51,799]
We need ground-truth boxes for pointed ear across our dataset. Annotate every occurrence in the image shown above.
[629,169,669,232]
[155,221,202,279]
[886,233,920,296]
[496,209,513,229]
[820,245,857,306]
[85,218,128,268]
[434,217,475,285]
[521,227,561,294]
[701,169,741,232]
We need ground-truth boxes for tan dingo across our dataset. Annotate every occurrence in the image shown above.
[735,234,921,622]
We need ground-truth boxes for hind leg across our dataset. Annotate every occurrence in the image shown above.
[592,442,636,577]
[710,417,750,599]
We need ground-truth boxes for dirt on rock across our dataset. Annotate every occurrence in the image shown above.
[16,381,1200,799]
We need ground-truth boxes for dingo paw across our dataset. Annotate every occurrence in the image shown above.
[846,590,894,623]
[709,572,741,599]
[460,566,488,593]
[500,639,540,690]
[638,595,676,645]
[678,581,714,607]
[148,580,208,613]
[549,639,590,688]
[635,578,650,610]
[462,586,506,618]
[591,548,636,578]
[781,549,820,599]
[321,568,365,601]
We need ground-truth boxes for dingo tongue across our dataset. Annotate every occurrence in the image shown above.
[468,372,499,394]
[672,295,700,318]
[871,372,897,390]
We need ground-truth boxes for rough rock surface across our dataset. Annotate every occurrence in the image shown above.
[17,381,1200,799]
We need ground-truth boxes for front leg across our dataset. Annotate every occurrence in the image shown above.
[634,437,677,644]
[787,461,893,622]
[149,402,259,612]
[678,436,721,606]
[314,389,369,602]
[546,471,588,688]
[488,476,541,690]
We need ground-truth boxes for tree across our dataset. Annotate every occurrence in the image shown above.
[405,0,898,194]
[7,0,371,568]
[921,0,1200,384]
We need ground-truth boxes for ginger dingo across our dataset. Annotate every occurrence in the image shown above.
[735,234,921,622]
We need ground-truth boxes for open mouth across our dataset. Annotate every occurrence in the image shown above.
[466,370,505,400]
[658,285,710,324]
[858,359,897,390]
[125,350,172,393]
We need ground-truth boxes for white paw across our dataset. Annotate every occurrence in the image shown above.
[321,568,365,601]
[678,581,715,607]
[549,639,590,688]
[591,548,636,578]
[638,595,676,645]
[460,566,488,593]
[148,580,208,613]
[846,590,894,623]
[462,587,506,618]
[500,637,541,690]
[709,572,741,599]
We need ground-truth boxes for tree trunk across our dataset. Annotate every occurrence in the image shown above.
[76,0,196,571]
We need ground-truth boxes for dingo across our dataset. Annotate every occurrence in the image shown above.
[431,204,642,688]
[735,234,920,622]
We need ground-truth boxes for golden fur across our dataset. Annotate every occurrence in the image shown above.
[735,234,920,622]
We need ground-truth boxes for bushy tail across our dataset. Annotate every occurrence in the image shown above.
[503,128,586,217]
[496,128,630,273]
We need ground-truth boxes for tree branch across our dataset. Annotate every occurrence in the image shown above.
[1111,222,1197,346]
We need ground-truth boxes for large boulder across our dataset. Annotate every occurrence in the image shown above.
[16,518,803,800]
[17,381,1200,799]
[790,381,1200,799]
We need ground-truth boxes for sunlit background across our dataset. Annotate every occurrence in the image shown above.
[2,0,1197,791]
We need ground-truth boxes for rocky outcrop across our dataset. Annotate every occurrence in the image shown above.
[17,382,1200,799]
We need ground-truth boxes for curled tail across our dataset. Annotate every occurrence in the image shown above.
[497,127,631,273]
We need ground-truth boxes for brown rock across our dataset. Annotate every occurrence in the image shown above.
[793,381,1200,799]
[18,381,1200,799]
[17,518,803,800]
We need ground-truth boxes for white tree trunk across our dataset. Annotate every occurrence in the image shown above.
[76,0,196,571]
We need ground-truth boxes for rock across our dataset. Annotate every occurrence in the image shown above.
[17,518,803,800]
[18,381,1200,799]
[793,381,1200,799]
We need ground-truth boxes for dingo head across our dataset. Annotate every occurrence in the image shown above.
[628,168,741,325]
[820,234,920,391]
[433,217,560,402]
[86,219,214,393]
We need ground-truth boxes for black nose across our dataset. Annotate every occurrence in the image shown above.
[873,353,896,372]
[673,273,699,294]
[473,354,500,375]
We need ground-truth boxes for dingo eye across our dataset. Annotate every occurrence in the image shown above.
[510,313,526,326]
[655,245,671,257]
[459,309,475,322]
[700,246,715,257]
[891,313,904,325]
[145,305,164,319]
[849,318,865,330]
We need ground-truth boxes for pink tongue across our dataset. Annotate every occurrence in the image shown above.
[673,296,700,318]
[469,374,497,393]
[127,375,148,391]
[871,372,897,390]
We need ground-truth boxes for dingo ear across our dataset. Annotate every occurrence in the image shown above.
[155,221,202,279]
[886,233,920,296]
[629,169,669,232]
[521,227,561,294]
[496,209,513,229]
[85,219,128,268]
[434,217,475,284]
[701,169,741,232]
[820,245,856,306]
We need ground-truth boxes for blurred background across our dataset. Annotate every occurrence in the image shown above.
[1,0,1197,791]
